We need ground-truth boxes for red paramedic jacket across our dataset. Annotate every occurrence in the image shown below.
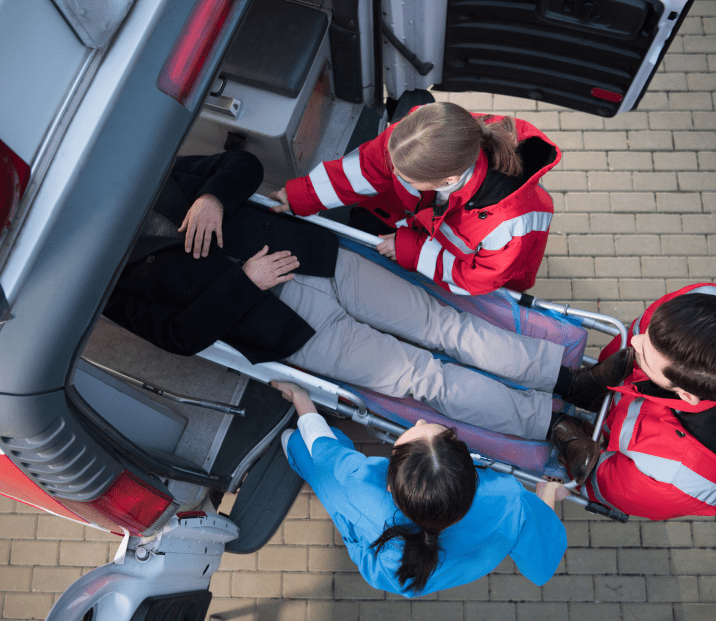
[580,284,716,520]
[285,109,561,295]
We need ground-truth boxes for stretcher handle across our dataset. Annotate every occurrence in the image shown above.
[249,194,384,248]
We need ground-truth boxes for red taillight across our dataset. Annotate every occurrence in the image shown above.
[591,87,624,103]
[64,470,174,536]
[157,0,233,105]
[0,139,31,238]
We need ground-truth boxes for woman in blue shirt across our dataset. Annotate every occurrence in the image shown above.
[271,381,569,597]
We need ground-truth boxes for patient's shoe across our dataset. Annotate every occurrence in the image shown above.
[281,429,295,459]
[563,347,635,412]
[550,415,599,485]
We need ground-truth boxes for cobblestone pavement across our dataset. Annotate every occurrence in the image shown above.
[3,1,716,619]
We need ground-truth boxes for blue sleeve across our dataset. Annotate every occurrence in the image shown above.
[508,489,567,585]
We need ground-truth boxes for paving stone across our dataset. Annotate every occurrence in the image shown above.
[0,540,10,564]
[697,150,716,170]
[206,596,255,621]
[283,520,336,545]
[58,541,109,567]
[518,111,561,130]
[308,546,355,573]
[691,522,716,547]
[663,54,709,72]
[258,546,307,572]
[565,548,617,574]
[620,602,678,621]
[547,257,595,278]
[614,234,661,256]
[515,602,568,621]
[560,112,604,130]
[219,551,257,571]
[283,572,333,599]
[628,131,674,150]
[647,72,689,91]
[618,278,668,301]
[561,151,608,170]
[309,497,331,520]
[435,576,488,600]
[671,549,716,575]
[307,600,359,621]
[489,575,541,601]
[661,234,709,255]
[656,192,704,212]
[0,515,37,540]
[492,555,516,574]
[334,573,385,600]
[689,72,716,91]
[10,541,59,566]
[541,575,594,601]
[544,131,584,150]
[589,521,641,547]
[692,111,716,129]
[594,576,646,602]
[567,235,615,256]
[542,171,588,191]
[678,170,716,190]
[0,566,31,591]
[670,92,714,110]
[642,256,689,278]
[698,576,716,602]
[285,493,309,519]
[604,111,648,130]
[666,278,710,294]
[209,570,232,597]
[231,572,282,598]
[550,213,591,233]
[36,516,84,541]
[358,601,410,620]
[589,213,636,233]
[410,600,463,621]
[646,576,700,602]
[465,602,516,621]
[618,549,671,575]
[256,598,307,621]
[674,130,716,149]
[654,151,698,170]
[674,603,716,621]
[649,111,694,130]
[31,566,83,593]
[640,92,670,111]
[633,171,679,191]
[573,278,619,300]
[450,91,494,110]
[529,279,573,301]
[494,94,536,111]
[684,34,716,53]
[611,192,656,212]
[583,131,628,150]
[586,172,633,191]
[3,593,54,620]
[565,192,611,212]
[594,257,642,278]
[635,213,682,234]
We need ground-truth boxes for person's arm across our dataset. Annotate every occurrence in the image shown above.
[394,225,546,295]
[179,151,264,258]
[534,481,570,511]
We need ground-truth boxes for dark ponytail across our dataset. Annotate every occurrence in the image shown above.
[477,115,523,177]
[370,428,477,593]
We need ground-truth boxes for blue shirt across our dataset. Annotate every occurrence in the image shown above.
[287,426,567,598]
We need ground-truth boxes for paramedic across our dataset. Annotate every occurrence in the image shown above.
[104,150,631,483]
[272,381,569,597]
[579,285,716,520]
[269,102,561,295]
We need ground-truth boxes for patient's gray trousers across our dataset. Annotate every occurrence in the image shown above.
[279,249,564,440]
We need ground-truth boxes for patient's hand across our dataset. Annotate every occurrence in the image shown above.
[179,193,224,259]
[268,187,292,213]
[242,245,299,290]
[270,381,315,416]
[377,233,396,261]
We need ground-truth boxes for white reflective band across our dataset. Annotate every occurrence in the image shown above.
[395,218,408,227]
[687,285,716,296]
[297,412,336,456]
[439,221,475,255]
[308,163,344,208]
[480,211,552,251]
[619,398,716,506]
[586,451,620,511]
[442,250,470,295]
[395,172,420,197]
[416,237,442,280]
[342,149,378,196]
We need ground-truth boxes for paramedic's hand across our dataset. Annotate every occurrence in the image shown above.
[270,381,315,416]
[179,194,224,259]
[242,245,299,290]
[268,187,292,213]
[535,480,570,511]
[377,233,397,261]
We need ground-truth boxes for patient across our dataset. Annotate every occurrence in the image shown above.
[104,151,633,482]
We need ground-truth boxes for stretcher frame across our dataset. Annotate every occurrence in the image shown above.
[196,196,630,521]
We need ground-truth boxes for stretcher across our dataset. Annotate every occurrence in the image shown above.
[196,195,630,522]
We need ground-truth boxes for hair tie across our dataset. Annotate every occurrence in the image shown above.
[422,530,439,546]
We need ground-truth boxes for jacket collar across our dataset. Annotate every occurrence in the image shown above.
[612,376,716,413]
